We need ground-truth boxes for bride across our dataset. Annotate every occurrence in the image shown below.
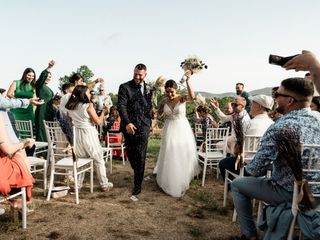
[154,71,200,197]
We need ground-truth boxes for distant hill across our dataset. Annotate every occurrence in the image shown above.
[196,87,273,99]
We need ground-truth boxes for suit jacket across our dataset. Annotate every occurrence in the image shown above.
[117,80,152,133]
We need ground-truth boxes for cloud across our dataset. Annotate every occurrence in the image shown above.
[101,33,121,45]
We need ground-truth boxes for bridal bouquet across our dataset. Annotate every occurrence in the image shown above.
[180,55,208,83]
[146,76,166,107]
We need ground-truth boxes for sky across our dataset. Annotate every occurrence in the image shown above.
[1,0,319,95]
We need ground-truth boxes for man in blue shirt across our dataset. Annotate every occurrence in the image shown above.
[231,78,320,240]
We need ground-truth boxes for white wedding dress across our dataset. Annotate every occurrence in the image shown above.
[154,101,200,197]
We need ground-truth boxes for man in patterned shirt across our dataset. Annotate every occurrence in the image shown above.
[230,77,320,240]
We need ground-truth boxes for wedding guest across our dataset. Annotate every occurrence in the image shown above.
[311,96,320,112]
[65,85,113,192]
[95,86,113,115]
[219,95,274,180]
[0,89,18,137]
[90,89,97,106]
[154,73,200,198]
[7,68,36,125]
[60,73,104,117]
[35,60,55,142]
[193,105,204,124]
[219,102,233,133]
[231,78,320,240]
[236,83,251,113]
[0,92,43,157]
[103,106,126,159]
[58,83,75,144]
[200,106,218,136]
[210,96,251,155]
[0,112,35,205]
[117,63,153,201]
[68,73,104,89]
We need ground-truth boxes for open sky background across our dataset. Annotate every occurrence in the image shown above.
[1,0,319,95]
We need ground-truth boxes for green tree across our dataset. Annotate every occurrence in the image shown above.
[110,93,118,106]
[58,65,94,90]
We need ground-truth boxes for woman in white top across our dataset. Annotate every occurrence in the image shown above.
[65,85,113,192]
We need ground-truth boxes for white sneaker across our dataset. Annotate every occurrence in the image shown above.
[130,195,139,202]
[0,208,5,215]
[144,176,152,181]
[100,182,113,192]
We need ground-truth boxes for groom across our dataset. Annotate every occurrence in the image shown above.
[117,63,153,201]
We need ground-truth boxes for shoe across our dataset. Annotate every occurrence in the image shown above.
[130,195,139,202]
[100,182,113,192]
[144,175,154,181]
[0,208,5,215]
[9,200,34,215]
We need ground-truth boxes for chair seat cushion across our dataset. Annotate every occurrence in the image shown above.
[198,151,224,159]
[35,141,48,148]
[56,157,92,168]
[27,157,47,165]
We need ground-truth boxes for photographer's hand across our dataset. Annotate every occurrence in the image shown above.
[283,50,318,72]
[283,50,320,93]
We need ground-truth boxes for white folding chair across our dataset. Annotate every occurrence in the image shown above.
[0,188,27,229]
[287,144,320,240]
[15,120,48,196]
[15,120,49,156]
[194,123,204,148]
[198,127,229,186]
[106,131,126,165]
[222,135,262,222]
[223,135,262,207]
[44,123,94,204]
[102,147,113,173]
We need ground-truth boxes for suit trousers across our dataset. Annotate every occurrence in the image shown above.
[123,130,149,195]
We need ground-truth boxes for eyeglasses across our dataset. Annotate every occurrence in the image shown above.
[99,89,104,92]
[274,91,297,102]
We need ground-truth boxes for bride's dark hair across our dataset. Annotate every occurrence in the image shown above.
[165,80,178,89]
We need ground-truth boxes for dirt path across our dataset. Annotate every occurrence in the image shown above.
[0,158,240,240]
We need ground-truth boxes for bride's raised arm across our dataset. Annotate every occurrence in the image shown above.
[181,70,195,102]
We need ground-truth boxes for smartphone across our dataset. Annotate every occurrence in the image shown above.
[268,54,298,66]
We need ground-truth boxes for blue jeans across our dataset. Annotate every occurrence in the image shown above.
[231,176,292,238]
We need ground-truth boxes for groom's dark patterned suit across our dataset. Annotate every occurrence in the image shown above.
[118,75,152,196]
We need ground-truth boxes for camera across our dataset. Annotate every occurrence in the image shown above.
[268,54,298,66]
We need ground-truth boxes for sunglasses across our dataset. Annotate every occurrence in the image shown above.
[274,91,297,102]
[231,103,244,108]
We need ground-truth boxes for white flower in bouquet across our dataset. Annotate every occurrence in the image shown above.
[155,76,166,94]
[180,55,208,84]
[195,93,206,106]
[146,76,166,107]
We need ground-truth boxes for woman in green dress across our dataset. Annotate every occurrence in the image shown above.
[35,60,55,142]
[7,68,36,125]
